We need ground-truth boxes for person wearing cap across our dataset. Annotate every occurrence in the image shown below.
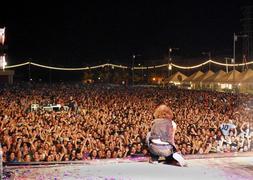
[146,104,186,167]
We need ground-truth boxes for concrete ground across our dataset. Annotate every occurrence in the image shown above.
[4,155,253,180]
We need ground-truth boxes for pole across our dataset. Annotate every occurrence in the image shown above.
[208,52,211,70]
[132,55,135,86]
[225,58,229,73]
[28,62,31,81]
[233,33,236,64]
[231,58,235,91]
[168,48,172,78]
[49,59,52,85]
[141,65,144,83]
[233,33,236,92]
[247,32,250,60]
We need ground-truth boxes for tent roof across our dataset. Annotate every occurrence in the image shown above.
[239,69,253,82]
[164,71,187,83]
[217,70,241,83]
[203,70,226,82]
[192,70,215,82]
[183,71,204,82]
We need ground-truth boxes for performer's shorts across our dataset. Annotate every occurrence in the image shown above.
[149,142,174,157]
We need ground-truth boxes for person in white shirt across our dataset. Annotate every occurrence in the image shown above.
[220,120,237,137]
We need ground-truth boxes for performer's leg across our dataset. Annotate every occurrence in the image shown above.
[149,152,159,163]
[172,152,187,167]
[165,154,173,162]
[163,145,187,167]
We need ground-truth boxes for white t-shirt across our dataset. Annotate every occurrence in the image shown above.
[220,123,236,136]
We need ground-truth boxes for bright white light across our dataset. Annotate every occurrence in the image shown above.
[220,83,232,89]
[173,82,181,85]
[0,55,7,70]
[0,27,5,45]
[98,77,101,80]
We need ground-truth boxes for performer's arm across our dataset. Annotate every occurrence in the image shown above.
[172,120,177,146]
[172,121,177,134]
[234,127,237,137]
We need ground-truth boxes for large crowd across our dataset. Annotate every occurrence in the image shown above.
[0,83,253,163]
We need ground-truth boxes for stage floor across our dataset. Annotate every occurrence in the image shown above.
[4,156,253,180]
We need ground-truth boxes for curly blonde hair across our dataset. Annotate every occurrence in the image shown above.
[153,104,174,120]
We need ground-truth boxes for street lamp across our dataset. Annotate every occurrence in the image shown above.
[138,63,144,83]
[233,33,247,92]
[225,57,233,73]
[231,58,236,91]
[233,33,248,64]
[202,51,211,60]
[202,51,211,70]
[168,48,179,78]
[132,55,135,86]
[131,54,141,86]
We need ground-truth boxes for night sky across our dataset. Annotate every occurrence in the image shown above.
[1,1,252,66]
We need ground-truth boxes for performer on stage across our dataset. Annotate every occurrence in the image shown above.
[147,104,186,167]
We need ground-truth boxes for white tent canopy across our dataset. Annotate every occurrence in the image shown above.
[239,69,253,83]
[203,70,226,83]
[164,71,187,84]
[217,69,241,83]
[192,70,215,82]
[183,71,204,83]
